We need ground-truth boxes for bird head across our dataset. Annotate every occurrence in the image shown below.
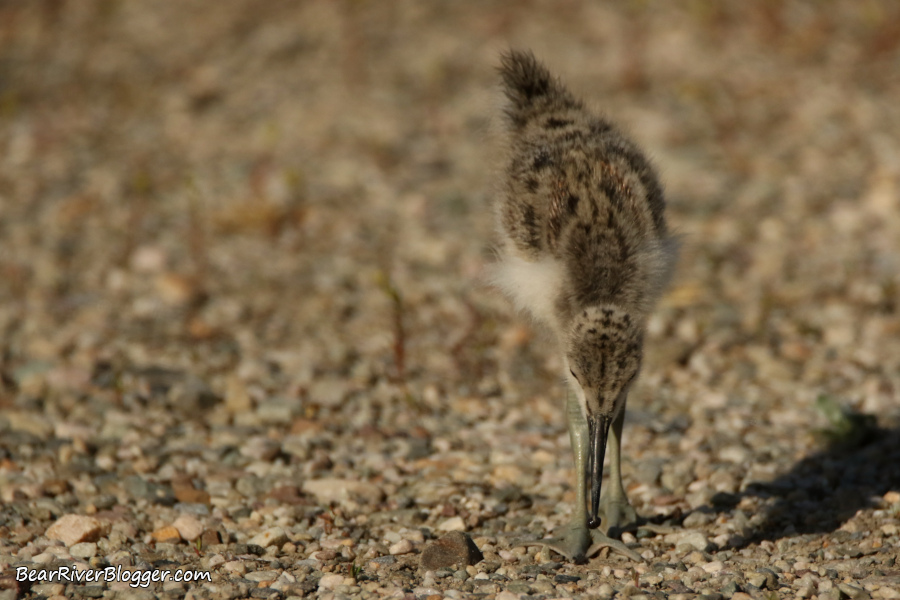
[565,305,643,529]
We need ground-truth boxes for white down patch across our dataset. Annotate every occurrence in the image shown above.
[489,254,565,328]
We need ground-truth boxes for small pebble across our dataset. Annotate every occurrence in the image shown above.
[666,531,711,552]
[389,539,413,555]
[837,583,871,600]
[420,532,484,571]
[302,478,384,504]
[702,560,725,573]
[249,527,288,549]
[151,526,181,543]
[245,570,279,583]
[172,514,204,542]
[69,542,97,559]
[437,516,466,532]
[318,573,345,591]
[223,561,246,575]
[240,436,281,461]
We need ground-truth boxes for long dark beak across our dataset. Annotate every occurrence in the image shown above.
[587,414,612,529]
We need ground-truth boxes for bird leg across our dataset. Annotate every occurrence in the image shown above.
[520,391,641,563]
[597,404,638,535]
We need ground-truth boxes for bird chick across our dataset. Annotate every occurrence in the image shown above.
[490,50,677,562]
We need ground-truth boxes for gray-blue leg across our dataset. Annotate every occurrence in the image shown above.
[520,391,641,563]
[599,404,638,534]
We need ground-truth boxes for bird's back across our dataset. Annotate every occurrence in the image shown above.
[494,51,676,326]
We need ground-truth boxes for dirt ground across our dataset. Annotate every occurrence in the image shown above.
[1,2,899,599]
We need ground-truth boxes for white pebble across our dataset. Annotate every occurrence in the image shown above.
[389,539,414,555]
[437,516,466,532]
[222,561,246,575]
[249,526,288,549]
[318,573,345,591]
[702,560,725,573]
[69,542,97,559]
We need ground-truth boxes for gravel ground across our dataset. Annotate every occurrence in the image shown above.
[2,2,900,599]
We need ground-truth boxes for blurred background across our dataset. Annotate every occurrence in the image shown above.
[1,0,899,549]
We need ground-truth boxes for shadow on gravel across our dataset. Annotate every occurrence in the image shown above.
[712,423,900,545]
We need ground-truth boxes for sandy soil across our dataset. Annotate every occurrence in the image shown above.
[1,2,899,599]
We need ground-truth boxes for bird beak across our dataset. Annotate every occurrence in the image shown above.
[587,413,612,529]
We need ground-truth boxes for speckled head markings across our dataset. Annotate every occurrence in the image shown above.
[491,50,677,554]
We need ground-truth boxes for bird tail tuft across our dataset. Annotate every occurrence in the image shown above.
[498,50,579,129]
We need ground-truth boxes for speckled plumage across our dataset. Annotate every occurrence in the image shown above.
[492,49,676,417]
[491,50,677,561]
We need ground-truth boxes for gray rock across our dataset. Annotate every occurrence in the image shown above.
[837,583,871,600]
[683,510,715,528]
[634,458,664,485]
[720,579,740,598]
[0,587,17,600]
[93,493,117,510]
[122,475,175,505]
[174,502,210,516]
[245,570,280,583]
[506,582,533,594]
[235,475,267,497]
[745,572,767,589]
[419,531,483,571]
[756,567,778,590]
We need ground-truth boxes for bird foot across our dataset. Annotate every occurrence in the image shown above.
[598,498,638,536]
[518,522,643,564]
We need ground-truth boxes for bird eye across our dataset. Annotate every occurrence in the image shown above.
[569,369,579,382]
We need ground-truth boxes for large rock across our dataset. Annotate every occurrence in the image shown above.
[419,531,483,571]
[45,515,105,547]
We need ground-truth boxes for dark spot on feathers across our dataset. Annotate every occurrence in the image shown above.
[523,204,541,249]
[545,117,572,129]
[590,120,613,136]
[532,150,552,170]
